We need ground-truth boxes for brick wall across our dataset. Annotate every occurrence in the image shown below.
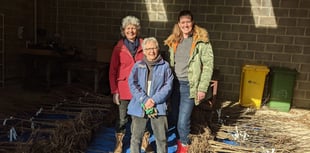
[0,0,34,84]
[1,0,310,108]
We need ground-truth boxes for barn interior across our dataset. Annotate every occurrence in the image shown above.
[0,0,310,152]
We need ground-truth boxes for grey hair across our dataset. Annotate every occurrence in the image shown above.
[142,37,159,50]
[120,16,141,37]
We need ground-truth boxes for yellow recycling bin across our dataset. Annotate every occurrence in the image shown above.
[239,65,270,109]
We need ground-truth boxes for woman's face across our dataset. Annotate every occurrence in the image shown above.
[143,41,159,61]
[124,24,137,41]
[178,15,193,36]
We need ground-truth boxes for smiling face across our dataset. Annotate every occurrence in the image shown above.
[178,15,193,38]
[124,24,137,42]
[143,41,159,61]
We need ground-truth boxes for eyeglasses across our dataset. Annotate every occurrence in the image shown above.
[144,47,158,51]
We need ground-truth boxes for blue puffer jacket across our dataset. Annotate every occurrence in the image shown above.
[127,57,174,117]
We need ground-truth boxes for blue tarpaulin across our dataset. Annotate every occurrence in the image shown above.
[86,126,178,153]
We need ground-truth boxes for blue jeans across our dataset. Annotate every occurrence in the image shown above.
[170,80,194,145]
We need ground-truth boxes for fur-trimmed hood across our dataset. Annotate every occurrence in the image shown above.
[164,24,209,48]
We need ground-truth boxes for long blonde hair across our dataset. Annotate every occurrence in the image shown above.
[164,24,182,47]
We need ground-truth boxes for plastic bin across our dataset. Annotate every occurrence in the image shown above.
[239,65,270,109]
[267,67,297,112]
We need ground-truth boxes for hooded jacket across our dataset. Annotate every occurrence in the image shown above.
[109,38,144,100]
[164,25,214,105]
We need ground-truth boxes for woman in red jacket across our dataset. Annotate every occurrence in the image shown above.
[109,15,151,153]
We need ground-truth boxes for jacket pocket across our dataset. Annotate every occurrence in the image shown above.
[117,76,126,81]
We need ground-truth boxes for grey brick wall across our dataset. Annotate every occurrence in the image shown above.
[0,0,34,84]
[1,0,310,108]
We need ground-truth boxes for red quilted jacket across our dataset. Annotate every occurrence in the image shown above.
[109,38,144,100]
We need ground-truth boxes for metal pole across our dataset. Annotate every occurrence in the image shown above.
[0,13,4,87]
[34,0,37,44]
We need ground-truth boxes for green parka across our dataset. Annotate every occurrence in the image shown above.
[165,25,214,105]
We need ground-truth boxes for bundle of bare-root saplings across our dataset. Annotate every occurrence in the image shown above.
[0,86,114,153]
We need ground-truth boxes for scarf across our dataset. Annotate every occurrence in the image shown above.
[143,55,162,81]
[124,38,140,57]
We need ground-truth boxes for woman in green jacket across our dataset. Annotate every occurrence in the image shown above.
[164,10,214,153]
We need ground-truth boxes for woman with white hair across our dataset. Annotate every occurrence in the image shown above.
[128,37,174,153]
[109,15,152,153]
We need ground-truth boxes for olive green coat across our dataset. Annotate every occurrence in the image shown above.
[165,25,214,105]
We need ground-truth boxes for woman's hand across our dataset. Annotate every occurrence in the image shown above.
[113,94,120,105]
[197,91,206,101]
[145,98,155,109]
